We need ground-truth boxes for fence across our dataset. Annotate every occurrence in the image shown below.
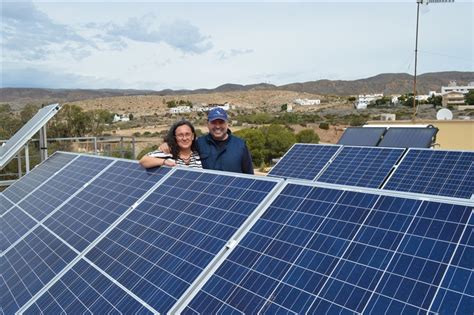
[0,136,136,187]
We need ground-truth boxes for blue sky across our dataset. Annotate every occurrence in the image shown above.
[1,0,473,90]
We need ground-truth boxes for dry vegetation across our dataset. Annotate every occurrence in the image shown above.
[72,90,344,117]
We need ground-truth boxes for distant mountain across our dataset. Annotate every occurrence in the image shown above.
[278,72,474,95]
[0,88,157,110]
[1,71,472,109]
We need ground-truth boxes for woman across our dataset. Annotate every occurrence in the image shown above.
[139,120,202,168]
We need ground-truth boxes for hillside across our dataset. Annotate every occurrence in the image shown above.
[1,71,473,110]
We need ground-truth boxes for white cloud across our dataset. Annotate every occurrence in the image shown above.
[1,1,472,90]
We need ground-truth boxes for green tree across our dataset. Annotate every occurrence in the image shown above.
[375,96,390,106]
[20,104,40,123]
[296,129,320,143]
[234,128,266,166]
[0,104,22,138]
[427,95,442,107]
[166,100,177,108]
[280,103,288,111]
[348,96,356,102]
[465,90,474,105]
[261,124,296,163]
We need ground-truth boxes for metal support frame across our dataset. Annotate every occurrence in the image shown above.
[39,125,48,162]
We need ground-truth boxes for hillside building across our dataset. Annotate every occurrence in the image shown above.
[294,98,321,106]
[442,91,466,107]
[441,81,474,94]
[112,114,130,123]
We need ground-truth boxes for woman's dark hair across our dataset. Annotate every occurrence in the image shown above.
[164,120,198,159]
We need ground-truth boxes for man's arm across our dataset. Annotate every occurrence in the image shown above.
[241,145,254,174]
[158,142,171,153]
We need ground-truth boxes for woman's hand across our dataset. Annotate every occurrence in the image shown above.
[163,159,176,167]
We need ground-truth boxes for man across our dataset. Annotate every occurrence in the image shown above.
[160,107,254,174]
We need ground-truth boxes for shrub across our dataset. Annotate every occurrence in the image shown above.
[319,122,330,130]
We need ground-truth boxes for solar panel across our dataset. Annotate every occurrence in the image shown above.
[0,193,14,215]
[430,214,473,314]
[363,201,471,314]
[317,146,404,188]
[378,127,438,148]
[85,169,280,314]
[268,144,341,180]
[2,152,76,204]
[337,127,386,146]
[23,259,154,314]
[0,103,61,169]
[17,155,113,222]
[1,206,36,252]
[43,160,171,252]
[384,148,474,199]
[180,182,473,314]
[1,226,77,314]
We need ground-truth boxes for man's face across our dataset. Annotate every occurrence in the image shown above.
[207,119,228,141]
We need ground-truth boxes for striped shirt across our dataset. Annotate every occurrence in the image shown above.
[146,150,202,169]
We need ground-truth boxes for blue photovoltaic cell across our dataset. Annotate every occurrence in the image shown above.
[430,214,474,314]
[2,152,76,204]
[1,226,77,314]
[306,196,423,314]
[24,259,153,315]
[18,155,113,222]
[184,183,472,314]
[378,127,437,148]
[268,144,340,180]
[0,193,14,215]
[86,169,278,314]
[184,184,380,314]
[44,161,170,252]
[364,201,471,313]
[337,127,386,146]
[384,149,474,199]
[1,206,37,252]
[317,146,404,188]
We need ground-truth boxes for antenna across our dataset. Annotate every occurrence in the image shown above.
[412,0,454,121]
[436,108,453,120]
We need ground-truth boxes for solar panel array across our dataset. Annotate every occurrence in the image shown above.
[0,103,62,169]
[337,126,438,148]
[268,144,474,200]
[337,127,386,146]
[317,146,404,188]
[1,151,472,314]
[268,144,341,180]
[378,127,438,148]
[384,148,474,199]
[181,182,473,314]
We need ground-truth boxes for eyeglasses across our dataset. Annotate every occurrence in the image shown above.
[175,133,193,140]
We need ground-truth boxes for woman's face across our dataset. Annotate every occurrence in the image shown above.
[174,125,194,151]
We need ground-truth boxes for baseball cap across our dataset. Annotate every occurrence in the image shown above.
[208,107,228,122]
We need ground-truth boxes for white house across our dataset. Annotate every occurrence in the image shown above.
[441,81,474,94]
[112,114,130,123]
[169,106,192,114]
[391,95,401,105]
[294,98,321,106]
[355,93,383,109]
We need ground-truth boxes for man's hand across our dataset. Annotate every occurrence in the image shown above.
[159,142,171,153]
